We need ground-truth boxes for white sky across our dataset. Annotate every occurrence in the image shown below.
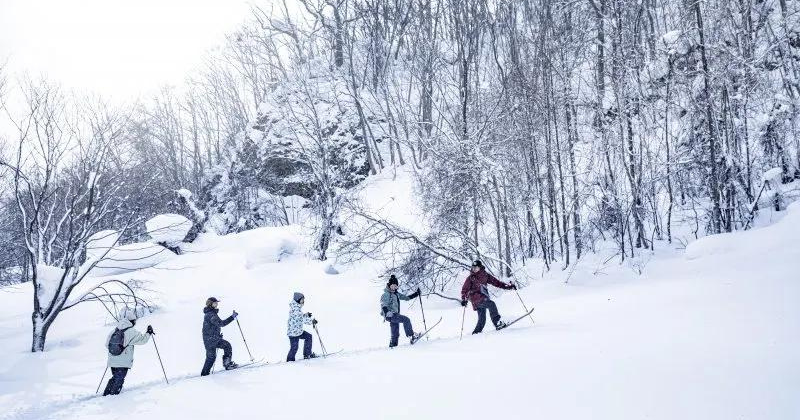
[0,0,255,101]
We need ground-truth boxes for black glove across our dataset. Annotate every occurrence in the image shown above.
[460,300,468,307]
[312,319,318,326]
[232,310,239,318]
[408,288,421,299]
[509,283,518,290]
[305,312,313,318]
[146,325,154,335]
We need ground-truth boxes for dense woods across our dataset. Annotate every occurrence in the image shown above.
[1,0,799,349]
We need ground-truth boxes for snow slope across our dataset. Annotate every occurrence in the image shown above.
[1,182,799,420]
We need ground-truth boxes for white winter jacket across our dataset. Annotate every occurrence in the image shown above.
[287,301,313,337]
[106,319,150,368]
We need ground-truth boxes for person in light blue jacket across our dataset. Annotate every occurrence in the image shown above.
[380,275,421,347]
[287,292,317,361]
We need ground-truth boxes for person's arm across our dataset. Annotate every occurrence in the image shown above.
[221,313,236,327]
[461,278,471,301]
[380,292,391,315]
[127,328,151,346]
[487,273,513,290]
[407,288,421,300]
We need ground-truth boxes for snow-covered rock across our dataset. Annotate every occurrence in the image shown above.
[85,230,120,260]
[145,214,192,246]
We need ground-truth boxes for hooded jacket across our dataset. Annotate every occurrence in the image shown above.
[106,318,150,368]
[202,306,234,347]
[287,300,313,337]
[380,287,420,317]
[461,268,513,310]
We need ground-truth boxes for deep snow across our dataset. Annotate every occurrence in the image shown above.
[0,175,799,420]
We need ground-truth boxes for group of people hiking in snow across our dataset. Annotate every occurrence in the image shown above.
[103,259,518,395]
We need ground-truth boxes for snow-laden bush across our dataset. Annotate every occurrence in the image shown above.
[85,230,120,260]
[145,214,192,247]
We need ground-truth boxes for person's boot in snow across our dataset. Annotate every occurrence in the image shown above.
[494,320,507,330]
[410,332,423,344]
[223,356,238,370]
[305,352,318,359]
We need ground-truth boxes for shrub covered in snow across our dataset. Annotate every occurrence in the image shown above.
[145,214,192,247]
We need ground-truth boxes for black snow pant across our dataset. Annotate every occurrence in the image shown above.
[473,299,501,334]
[102,367,129,396]
[387,313,414,348]
[287,331,313,361]
[201,338,233,376]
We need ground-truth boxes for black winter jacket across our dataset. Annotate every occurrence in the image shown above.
[202,307,234,347]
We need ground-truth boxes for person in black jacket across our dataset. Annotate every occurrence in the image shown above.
[200,297,239,376]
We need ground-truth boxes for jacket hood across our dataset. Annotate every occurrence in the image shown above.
[203,306,218,314]
[115,318,134,330]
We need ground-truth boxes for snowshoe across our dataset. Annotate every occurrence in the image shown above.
[495,320,508,330]
[410,332,424,344]
[304,352,318,360]
[223,360,239,370]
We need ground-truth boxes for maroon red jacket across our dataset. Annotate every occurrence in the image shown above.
[461,268,513,310]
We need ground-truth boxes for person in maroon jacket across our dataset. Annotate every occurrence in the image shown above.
[460,259,517,333]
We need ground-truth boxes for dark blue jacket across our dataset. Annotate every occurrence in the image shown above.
[202,307,234,347]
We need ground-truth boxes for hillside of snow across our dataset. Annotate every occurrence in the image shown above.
[1,172,799,420]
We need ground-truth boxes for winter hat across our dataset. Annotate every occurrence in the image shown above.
[293,292,305,303]
[387,275,399,287]
[206,297,220,308]
[471,260,484,269]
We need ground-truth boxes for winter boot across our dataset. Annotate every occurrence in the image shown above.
[410,332,423,344]
[305,352,318,359]
[494,320,507,330]
[223,357,238,370]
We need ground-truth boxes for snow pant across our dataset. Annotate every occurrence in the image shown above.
[473,299,501,334]
[201,338,232,376]
[387,313,414,347]
[287,331,313,361]
[102,367,129,396]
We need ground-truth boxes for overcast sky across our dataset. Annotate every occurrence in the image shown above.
[0,0,254,101]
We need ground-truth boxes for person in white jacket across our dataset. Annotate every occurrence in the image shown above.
[103,308,153,396]
[286,292,317,361]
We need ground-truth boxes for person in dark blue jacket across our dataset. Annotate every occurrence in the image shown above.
[201,297,239,376]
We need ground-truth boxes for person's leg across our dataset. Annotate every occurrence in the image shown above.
[486,300,502,327]
[102,368,119,396]
[287,336,300,361]
[389,318,400,347]
[220,339,234,367]
[201,345,217,376]
[111,368,129,395]
[301,331,313,357]
[472,303,487,334]
[397,314,414,337]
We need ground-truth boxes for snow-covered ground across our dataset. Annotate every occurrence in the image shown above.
[1,175,799,420]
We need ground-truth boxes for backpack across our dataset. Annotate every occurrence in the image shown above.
[108,327,131,356]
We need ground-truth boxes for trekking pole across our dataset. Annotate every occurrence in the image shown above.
[313,324,328,356]
[95,367,108,394]
[512,281,535,325]
[235,318,255,361]
[418,292,429,341]
[151,335,169,384]
[459,304,466,340]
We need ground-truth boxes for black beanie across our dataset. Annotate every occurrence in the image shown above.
[472,260,484,269]
[387,274,399,286]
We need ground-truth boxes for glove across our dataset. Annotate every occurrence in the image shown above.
[146,325,154,335]
[509,283,518,290]
[312,319,318,326]
[385,311,395,318]
[232,310,239,318]
[460,300,468,307]
[305,312,313,318]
